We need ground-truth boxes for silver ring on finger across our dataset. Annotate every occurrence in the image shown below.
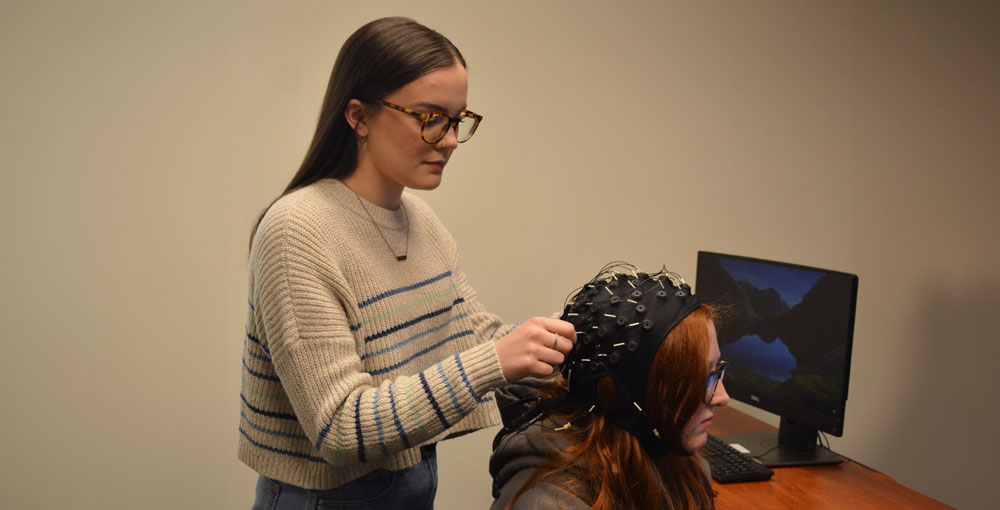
[551,332,559,350]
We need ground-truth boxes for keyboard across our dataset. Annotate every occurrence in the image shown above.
[704,434,774,483]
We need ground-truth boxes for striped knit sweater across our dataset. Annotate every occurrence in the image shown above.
[239,178,514,490]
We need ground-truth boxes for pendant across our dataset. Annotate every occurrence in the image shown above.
[397,255,407,261]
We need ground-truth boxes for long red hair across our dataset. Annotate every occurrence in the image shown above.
[509,305,716,510]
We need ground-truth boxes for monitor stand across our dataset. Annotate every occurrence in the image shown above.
[715,417,844,467]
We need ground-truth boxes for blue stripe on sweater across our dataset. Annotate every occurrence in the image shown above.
[362,298,466,344]
[247,330,270,355]
[241,394,297,420]
[437,362,462,414]
[243,359,280,382]
[453,353,485,402]
[246,347,271,363]
[387,382,411,449]
[240,410,309,441]
[357,271,452,309]
[373,387,389,457]
[368,330,474,376]
[248,298,255,311]
[355,394,366,463]
[361,313,469,361]
[315,411,332,450]
[419,372,450,429]
[240,427,326,463]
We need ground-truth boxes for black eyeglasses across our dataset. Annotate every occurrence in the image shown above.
[706,360,727,404]
[377,99,483,144]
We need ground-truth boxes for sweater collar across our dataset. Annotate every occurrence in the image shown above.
[322,178,410,231]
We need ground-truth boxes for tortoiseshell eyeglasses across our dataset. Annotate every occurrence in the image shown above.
[376,99,483,144]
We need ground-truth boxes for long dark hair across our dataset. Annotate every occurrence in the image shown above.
[510,306,717,510]
[249,17,466,250]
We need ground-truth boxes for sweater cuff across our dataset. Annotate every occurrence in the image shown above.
[458,340,508,395]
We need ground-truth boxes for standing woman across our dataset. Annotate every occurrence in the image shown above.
[240,17,575,510]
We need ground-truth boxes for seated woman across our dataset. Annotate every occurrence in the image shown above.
[489,263,729,510]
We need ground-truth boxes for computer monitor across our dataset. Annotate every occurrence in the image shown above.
[695,251,858,467]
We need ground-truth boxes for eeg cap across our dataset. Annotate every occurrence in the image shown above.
[559,263,702,456]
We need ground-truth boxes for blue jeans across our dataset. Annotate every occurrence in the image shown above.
[253,447,438,510]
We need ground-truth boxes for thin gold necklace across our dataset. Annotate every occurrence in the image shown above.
[354,191,409,261]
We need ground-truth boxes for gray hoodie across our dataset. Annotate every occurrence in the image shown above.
[488,378,591,510]
[488,379,713,510]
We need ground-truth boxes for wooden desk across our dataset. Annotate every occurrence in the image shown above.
[707,406,954,510]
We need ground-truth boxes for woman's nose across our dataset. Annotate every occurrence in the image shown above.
[712,380,730,406]
[435,123,460,149]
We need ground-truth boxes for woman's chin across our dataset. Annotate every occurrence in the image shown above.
[683,431,709,453]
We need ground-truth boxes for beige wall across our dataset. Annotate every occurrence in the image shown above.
[2,1,997,508]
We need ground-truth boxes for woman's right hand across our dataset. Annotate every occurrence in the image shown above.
[493,317,577,382]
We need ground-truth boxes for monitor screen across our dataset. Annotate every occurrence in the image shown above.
[695,251,858,465]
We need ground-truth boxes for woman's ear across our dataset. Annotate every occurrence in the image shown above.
[344,99,368,137]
